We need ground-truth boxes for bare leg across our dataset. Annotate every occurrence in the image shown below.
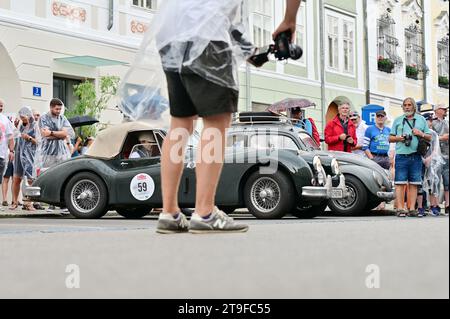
[2,177,9,202]
[430,195,439,207]
[408,184,418,211]
[11,176,22,207]
[161,116,196,215]
[445,191,449,208]
[417,194,423,209]
[395,185,406,210]
[195,113,232,217]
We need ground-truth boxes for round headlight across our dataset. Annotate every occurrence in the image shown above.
[313,156,322,168]
[313,156,326,185]
[331,158,340,175]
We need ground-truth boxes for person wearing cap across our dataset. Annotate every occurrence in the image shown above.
[362,110,391,169]
[129,132,158,159]
[324,102,357,153]
[349,111,368,156]
[431,104,449,216]
[11,107,38,211]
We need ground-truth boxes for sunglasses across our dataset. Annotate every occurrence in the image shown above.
[376,114,386,118]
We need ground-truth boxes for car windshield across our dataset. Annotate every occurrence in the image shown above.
[129,143,160,159]
[298,132,320,150]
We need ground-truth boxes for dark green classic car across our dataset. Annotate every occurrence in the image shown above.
[230,112,395,216]
[24,119,348,219]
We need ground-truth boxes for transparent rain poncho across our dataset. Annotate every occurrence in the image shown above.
[422,130,445,197]
[34,110,75,175]
[15,107,37,180]
[117,0,254,121]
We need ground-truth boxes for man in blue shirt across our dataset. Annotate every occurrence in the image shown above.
[389,97,432,217]
[363,110,391,169]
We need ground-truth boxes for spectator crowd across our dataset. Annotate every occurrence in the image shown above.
[0,97,94,212]
[324,97,449,217]
[0,95,448,217]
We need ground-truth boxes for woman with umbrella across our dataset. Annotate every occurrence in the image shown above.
[268,98,321,145]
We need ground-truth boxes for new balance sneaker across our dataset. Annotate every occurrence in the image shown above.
[189,207,249,234]
[156,212,189,234]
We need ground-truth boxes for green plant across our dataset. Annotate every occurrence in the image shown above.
[439,75,449,88]
[406,64,419,79]
[377,56,394,73]
[66,75,119,138]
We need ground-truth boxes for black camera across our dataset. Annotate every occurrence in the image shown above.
[247,31,303,67]
[403,134,413,147]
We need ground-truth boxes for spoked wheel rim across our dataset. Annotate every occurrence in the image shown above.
[250,177,281,213]
[332,184,357,210]
[71,179,101,214]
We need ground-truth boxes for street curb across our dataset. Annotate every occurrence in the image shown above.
[0,212,65,218]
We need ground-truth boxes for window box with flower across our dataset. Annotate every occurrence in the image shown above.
[377,56,395,73]
[439,76,449,89]
[406,65,419,80]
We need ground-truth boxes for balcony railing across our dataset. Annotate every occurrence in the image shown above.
[378,35,403,73]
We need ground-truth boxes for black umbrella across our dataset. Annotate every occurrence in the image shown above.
[68,115,99,128]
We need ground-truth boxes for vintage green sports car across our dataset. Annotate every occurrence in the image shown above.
[24,121,348,219]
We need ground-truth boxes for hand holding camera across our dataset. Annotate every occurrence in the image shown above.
[247,31,303,68]
[401,134,413,147]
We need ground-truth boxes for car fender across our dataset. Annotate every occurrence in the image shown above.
[339,164,381,196]
[33,158,116,205]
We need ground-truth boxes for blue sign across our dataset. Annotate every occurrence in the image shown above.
[362,104,384,126]
[33,87,42,97]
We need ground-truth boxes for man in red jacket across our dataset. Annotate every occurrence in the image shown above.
[324,102,357,152]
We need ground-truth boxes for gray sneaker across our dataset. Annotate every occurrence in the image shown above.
[156,212,189,234]
[189,207,249,234]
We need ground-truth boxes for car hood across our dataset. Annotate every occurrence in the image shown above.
[310,150,389,176]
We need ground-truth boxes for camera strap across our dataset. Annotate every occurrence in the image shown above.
[402,117,416,133]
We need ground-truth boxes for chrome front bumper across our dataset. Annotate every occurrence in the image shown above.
[302,174,348,200]
[23,186,41,198]
[377,191,395,201]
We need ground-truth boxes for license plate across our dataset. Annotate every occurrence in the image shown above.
[330,189,343,199]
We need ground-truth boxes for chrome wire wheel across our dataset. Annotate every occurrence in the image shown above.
[70,179,101,214]
[250,177,281,213]
[333,184,357,209]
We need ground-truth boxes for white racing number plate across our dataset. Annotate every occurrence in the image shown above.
[330,189,344,199]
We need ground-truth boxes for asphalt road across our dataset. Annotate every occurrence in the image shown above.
[0,212,448,299]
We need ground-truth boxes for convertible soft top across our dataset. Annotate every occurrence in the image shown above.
[86,121,159,159]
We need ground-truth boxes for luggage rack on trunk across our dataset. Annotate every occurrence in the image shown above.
[232,112,307,130]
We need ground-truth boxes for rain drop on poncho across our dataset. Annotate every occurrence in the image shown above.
[118,0,254,122]
[34,110,75,175]
[422,130,445,197]
[15,107,38,180]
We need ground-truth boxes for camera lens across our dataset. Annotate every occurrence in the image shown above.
[289,45,303,60]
